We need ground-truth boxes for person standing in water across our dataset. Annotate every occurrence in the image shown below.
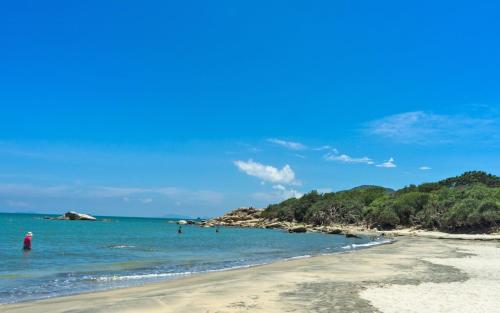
[23,232,33,250]
[177,226,182,234]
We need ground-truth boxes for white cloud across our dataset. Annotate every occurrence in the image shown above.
[267,138,307,150]
[419,166,432,170]
[272,184,303,198]
[253,184,303,202]
[324,153,374,165]
[234,159,298,185]
[366,111,499,144]
[376,157,397,168]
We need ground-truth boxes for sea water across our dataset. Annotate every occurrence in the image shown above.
[0,213,390,303]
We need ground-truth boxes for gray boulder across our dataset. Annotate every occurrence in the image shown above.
[57,211,97,221]
[326,228,343,235]
[288,226,307,233]
[345,233,361,239]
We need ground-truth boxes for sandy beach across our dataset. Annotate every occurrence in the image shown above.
[2,236,499,313]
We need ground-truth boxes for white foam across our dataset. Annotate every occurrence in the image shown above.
[87,263,263,282]
[90,241,393,283]
[286,255,312,260]
[90,272,192,282]
[109,245,135,249]
[342,239,393,250]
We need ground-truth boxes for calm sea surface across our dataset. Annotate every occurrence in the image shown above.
[0,213,389,303]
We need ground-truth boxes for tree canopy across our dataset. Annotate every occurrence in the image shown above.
[261,171,500,233]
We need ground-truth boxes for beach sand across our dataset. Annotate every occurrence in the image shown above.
[2,237,499,313]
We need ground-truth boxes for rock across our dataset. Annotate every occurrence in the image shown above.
[57,211,97,221]
[177,220,188,225]
[345,233,361,238]
[326,228,343,235]
[209,207,264,227]
[265,222,284,229]
[288,226,307,233]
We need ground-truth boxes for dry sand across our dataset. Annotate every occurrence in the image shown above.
[360,242,500,313]
[2,237,499,313]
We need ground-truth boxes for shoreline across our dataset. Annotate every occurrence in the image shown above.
[1,235,394,306]
[207,207,500,240]
[3,236,499,313]
[367,228,500,241]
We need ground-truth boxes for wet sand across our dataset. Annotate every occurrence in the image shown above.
[2,237,499,313]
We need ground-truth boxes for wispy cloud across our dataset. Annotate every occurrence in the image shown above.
[312,145,337,153]
[0,183,71,197]
[234,159,298,185]
[267,138,307,150]
[0,183,223,204]
[366,111,499,144]
[419,166,431,170]
[88,186,150,198]
[236,142,262,153]
[140,198,153,204]
[324,153,374,165]
[6,200,30,208]
[376,157,397,168]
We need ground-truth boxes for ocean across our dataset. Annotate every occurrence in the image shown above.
[0,213,390,303]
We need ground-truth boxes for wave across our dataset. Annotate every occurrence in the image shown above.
[87,241,393,283]
[108,245,136,249]
[285,254,312,260]
[341,239,394,250]
[86,272,192,282]
[92,241,393,283]
[84,263,265,282]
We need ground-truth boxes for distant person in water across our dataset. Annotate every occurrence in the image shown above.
[215,227,220,233]
[178,226,182,234]
[23,232,33,250]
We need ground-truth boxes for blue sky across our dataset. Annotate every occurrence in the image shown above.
[0,1,499,217]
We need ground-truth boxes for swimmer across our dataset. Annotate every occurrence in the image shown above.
[23,232,33,250]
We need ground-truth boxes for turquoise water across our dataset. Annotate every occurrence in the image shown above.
[0,213,389,303]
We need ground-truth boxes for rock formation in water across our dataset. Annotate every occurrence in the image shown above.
[53,211,97,221]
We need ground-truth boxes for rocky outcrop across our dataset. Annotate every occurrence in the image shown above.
[288,226,307,233]
[202,207,265,228]
[202,208,372,236]
[265,222,285,229]
[55,211,97,221]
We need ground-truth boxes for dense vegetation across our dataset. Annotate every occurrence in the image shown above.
[261,171,500,233]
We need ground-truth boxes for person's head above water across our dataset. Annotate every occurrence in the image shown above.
[26,232,33,237]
